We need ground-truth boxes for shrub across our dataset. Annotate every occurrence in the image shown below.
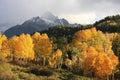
[30,67,53,76]
[19,72,39,80]
[0,71,17,80]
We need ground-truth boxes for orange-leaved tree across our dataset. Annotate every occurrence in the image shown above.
[10,34,34,60]
[72,28,118,79]
[32,32,52,65]
[0,34,10,61]
[82,47,118,79]
[49,49,62,69]
[32,32,41,60]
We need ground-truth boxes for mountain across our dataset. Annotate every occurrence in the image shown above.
[4,12,81,37]
[0,23,16,33]
[94,14,120,32]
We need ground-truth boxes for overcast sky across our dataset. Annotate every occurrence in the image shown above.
[0,0,120,24]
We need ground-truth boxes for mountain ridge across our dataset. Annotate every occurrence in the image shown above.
[94,14,120,32]
[4,12,81,37]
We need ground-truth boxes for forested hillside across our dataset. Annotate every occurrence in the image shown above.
[1,0,120,79]
[94,15,120,32]
[0,15,120,80]
[0,26,120,80]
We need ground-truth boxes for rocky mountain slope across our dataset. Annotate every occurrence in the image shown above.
[4,12,81,37]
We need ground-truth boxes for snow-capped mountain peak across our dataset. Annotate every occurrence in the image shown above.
[4,12,81,37]
[32,16,40,22]
[41,12,58,21]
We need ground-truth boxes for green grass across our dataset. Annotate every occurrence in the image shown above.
[0,62,94,80]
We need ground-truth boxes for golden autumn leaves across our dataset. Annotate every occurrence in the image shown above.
[83,47,118,78]
[48,49,62,68]
[70,28,118,79]
[0,32,62,67]
[0,27,118,79]
[32,32,52,65]
[32,32,52,58]
[0,34,10,61]
[0,32,53,62]
[9,34,34,60]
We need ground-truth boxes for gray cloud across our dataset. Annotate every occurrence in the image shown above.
[0,0,120,24]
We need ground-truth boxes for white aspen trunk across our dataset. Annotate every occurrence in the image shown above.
[43,56,46,66]
[107,75,109,80]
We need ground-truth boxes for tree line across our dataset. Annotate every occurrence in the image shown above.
[0,27,119,80]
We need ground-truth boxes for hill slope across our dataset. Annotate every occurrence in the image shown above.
[94,15,120,32]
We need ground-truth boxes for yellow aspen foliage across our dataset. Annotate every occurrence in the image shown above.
[65,58,72,70]
[0,34,7,48]
[95,44,104,53]
[54,49,62,58]
[0,39,10,57]
[38,33,52,56]
[32,32,52,57]
[72,27,118,79]
[105,33,117,41]
[32,32,52,65]
[83,47,98,75]
[72,28,115,61]
[110,54,119,70]
[10,34,34,60]
[91,28,97,36]
[9,36,19,54]
[74,41,88,52]
[23,34,34,60]
[97,30,105,41]
[32,32,41,59]
[87,47,98,54]
[73,28,105,50]
[32,32,41,39]
[83,47,118,78]
[73,29,92,43]
[0,34,10,61]
[48,56,56,67]
[94,53,113,77]
[49,49,62,68]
